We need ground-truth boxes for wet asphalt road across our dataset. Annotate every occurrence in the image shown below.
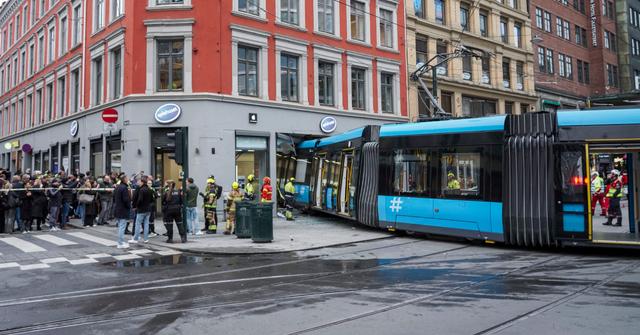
[1,237,639,335]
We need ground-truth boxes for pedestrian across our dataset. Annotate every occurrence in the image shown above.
[131,175,154,244]
[284,177,296,221]
[61,174,78,229]
[96,177,112,225]
[225,181,243,235]
[30,178,47,231]
[605,169,624,227]
[148,178,159,237]
[114,174,132,249]
[46,181,63,231]
[11,176,25,233]
[199,177,220,234]
[0,182,7,234]
[79,180,98,227]
[2,183,15,234]
[162,180,187,243]
[590,171,607,216]
[22,181,33,232]
[185,177,201,236]
[261,177,273,203]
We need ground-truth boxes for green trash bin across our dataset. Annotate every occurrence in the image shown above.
[235,201,254,239]
[252,202,273,243]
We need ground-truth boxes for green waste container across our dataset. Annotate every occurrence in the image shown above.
[252,202,273,243]
[235,201,254,239]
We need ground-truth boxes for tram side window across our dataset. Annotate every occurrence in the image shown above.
[560,151,585,202]
[441,153,480,197]
[393,149,430,196]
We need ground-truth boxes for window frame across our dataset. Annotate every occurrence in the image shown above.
[155,39,185,92]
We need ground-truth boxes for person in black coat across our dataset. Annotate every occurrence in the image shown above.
[162,180,187,243]
[114,175,132,248]
[61,175,78,229]
[22,182,33,232]
[30,179,48,231]
[80,180,99,227]
[46,181,63,231]
[131,176,154,243]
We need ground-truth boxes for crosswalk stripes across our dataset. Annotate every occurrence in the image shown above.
[41,257,69,264]
[0,237,47,253]
[20,263,50,270]
[34,234,78,246]
[113,254,143,261]
[0,262,20,269]
[66,232,118,247]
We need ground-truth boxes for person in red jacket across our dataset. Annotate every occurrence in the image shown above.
[261,177,273,202]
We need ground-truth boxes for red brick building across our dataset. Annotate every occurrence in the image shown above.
[530,0,620,109]
[0,0,407,188]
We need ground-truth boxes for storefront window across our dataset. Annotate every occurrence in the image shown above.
[90,138,103,177]
[60,142,69,173]
[51,145,59,173]
[71,141,80,174]
[34,152,41,172]
[42,150,50,173]
[107,134,122,174]
[235,135,268,185]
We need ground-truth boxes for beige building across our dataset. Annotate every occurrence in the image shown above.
[407,0,538,120]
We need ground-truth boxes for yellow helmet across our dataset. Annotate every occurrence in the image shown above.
[448,172,455,178]
[232,182,239,190]
[248,174,255,182]
[207,178,215,184]
[289,177,295,182]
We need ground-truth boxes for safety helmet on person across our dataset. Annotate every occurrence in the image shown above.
[207,178,215,184]
[232,182,239,189]
[289,177,295,182]
[611,169,621,176]
[591,171,599,177]
[263,177,271,184]
[248,174,255,182]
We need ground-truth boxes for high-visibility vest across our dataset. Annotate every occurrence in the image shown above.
[448,179,460,190]
[606,179,623,198]
[591,176,604,193]
[246,182,255,197]
[285,182,295,195]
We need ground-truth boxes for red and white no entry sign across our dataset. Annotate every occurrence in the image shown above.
[101,108,119,123]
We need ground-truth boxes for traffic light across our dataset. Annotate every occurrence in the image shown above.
[167,128,186,165]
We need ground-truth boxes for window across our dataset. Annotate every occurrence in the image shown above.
[558,53,565,77]
[436,41,448,76]
[632,38,640,56]
[462,96,496,117]
[460,3,469,31]
[318,0,335,34]
[516,61,524,90]
[380,72,394,113]
[481,56,490,84]
[26,94,32,128]
[415,0,425,18]
[318,61,334,106]
[57,76,66,117]
[441,91,452,115]
[573,0,585,13]
[22,6,28,33]
[379,8,394,48]
[350,0,366,41]
[535,8,543,28]
[31,0,37,26]
[544,11,551,32]
[156,39,184,91]
[546,49,554,74]
[505,101,513,114]
[351,67,366,110]
[35,88,42,125]
[70,68,80,113]
[440,153,480,197]
[238,45,259,97]
[20,49,26,81]
[280,53,299,102]
[40,0,45,17]
[157,0,185,4]
[37,33,44,70]
[502,58,511,88]
[95,0,105,31]
[513,22,522,47]
[462,55,472,81]
[28,43,35,76]
[392,149,431,195]
[634,70,640,90]
[435,0,445,25]
[46,82,53,121]
[47,25,55,63]
[479,10,488,37]
[111,47,122,99]
[607,64,618,87]
[556,17,563,37]
[59,16,67,55]
[604,31,616,51]
[112,0,124,20]
[563,20,570,40]
[280,0,299,25]
[93,56,103,105]
[575,26,587,47]
[16,14,21,39]
[72,4,82,46]
[238,0,259,16]
[416,35,428,64]
[520,104,529,114]
[565,56,573,80]
[500,18,508,43]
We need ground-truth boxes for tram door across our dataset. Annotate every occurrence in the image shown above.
[338,152,354,216]
[312,155,326,208]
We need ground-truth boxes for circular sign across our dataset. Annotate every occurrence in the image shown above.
[155,104,182,124]
[4,142,12,150]
[320,116,337,134]
[101,108,119,123]
[70,120,79,137]
[22,144,32,153]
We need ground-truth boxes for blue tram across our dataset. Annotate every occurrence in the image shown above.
[297,108,640,248]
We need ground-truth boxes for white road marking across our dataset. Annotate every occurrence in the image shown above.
[0,262,20,269]
[66,232,117,247]
[34,234,78,246]
[86,253,113,259]
[68,259,99,265]
[0,237,47,253]
[113,254,142,261]
[41,257,69,264]
[129,249,153,254]
[156,250,183,256]
[20,263,50,270]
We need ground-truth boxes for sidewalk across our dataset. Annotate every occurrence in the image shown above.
[68,214,392,254]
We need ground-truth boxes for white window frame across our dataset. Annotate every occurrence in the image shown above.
[37,30,45,70]
[231,25,269,99]
[47,23,56,64]
[347,0,370,45]
[94,0,106,33]
[72,1,82,47]
[232,0,267,20]
[313,46,343,109]
[376,1,398,51]
[69,57,82,114]
[377,59,400,115]
[90,43,105,107]
[107,32,125,101]
[44,74,55,122]
[275,37,309,104]
[56,68,67,118]
[314,0,341,37]
[148,0,192,9]
[59,12,68,57]
[346,54,373,112]
[111,0,125,22]
[275,0,306,28]
[144,19,194,95]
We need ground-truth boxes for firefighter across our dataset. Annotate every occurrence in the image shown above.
[284,177,296,221]
[162,180,187,243]
[245,174,256,201]
[261,177,273,203]
[605,169,624,227]
[225,181,243,235]
[200,178,220,234]
[591,171,607,216]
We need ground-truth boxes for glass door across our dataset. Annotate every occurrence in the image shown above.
[556,144,589,240]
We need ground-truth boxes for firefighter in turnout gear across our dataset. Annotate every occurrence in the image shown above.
[245,174,256,201]
[284,177,296,221]
[225,182,243,235]
[261,177,273,203]
[200,178,221,234]
[605,169,624,227]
